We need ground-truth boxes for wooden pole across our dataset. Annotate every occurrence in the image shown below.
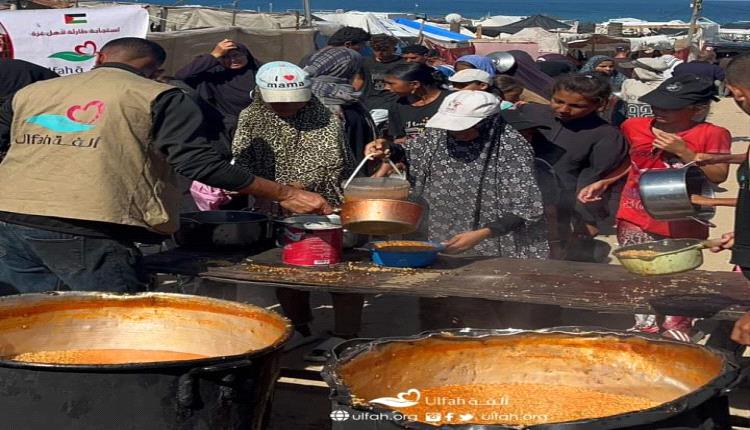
[302,0,312,27]
[687,0,703,60]
[159,7,168,32]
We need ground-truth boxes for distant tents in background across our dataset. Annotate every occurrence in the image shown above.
[473,15,571,37]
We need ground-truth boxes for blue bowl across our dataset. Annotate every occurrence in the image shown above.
[369,241,443,268]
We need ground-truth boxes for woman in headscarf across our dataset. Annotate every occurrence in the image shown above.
[175,39,260,139]
[366,90,551,329]
[367,90,548,258]
[303,46,376,163]
[455,55,497,77]
[232,62,361,354]
[503,50,555,100]
[580,55,626,92]
[619,57,671,118]
[660,54,684,79]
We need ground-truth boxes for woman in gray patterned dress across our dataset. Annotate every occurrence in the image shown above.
[366,90,549,258]
[366,90,554,330]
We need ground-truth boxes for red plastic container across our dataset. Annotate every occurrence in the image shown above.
[280,216,342,267]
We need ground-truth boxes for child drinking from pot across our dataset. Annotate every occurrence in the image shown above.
[579,74,732,342]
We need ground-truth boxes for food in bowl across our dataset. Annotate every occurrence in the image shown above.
[372,241,438,253]
[617,250,661,258]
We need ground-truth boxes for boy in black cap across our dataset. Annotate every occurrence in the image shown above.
[582,73,732,342]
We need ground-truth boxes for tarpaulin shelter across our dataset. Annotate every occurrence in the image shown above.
[393,18,474,42]
[504,27,565,54]
[566,33,629,55]
[478,15,570,37]
[148,26,315,75]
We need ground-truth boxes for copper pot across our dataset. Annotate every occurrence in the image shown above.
[340,199,424,236]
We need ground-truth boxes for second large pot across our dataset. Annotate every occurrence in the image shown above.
[323,328,742,430]
[175,210,271,248]
[638,165,715,223]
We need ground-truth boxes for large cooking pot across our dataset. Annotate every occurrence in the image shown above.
[322,328,743,430]
[0,292,292,430]
[175,210,271,248]
[638,164,715,225]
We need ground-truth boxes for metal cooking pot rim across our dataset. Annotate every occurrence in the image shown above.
[322,327,740,430]
[0,292,293,371]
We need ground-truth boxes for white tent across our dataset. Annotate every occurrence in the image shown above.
[313,11,472,42]
[474,15,526,28]
[313,11,412,37]
[504,27,565,54]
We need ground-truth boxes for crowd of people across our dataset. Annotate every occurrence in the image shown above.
[0,28,749,350]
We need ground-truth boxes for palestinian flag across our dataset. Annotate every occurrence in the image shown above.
[64,13,87,24]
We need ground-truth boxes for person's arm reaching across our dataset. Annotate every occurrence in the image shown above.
[173,40,236,86]
[576,131,629,202]
[578,158,630,203]
[151,90,331,214]
[694,152,747,165]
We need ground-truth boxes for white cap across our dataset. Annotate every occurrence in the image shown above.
[448,69,492,85]
[426,91,501,131]
[255,61,312,103]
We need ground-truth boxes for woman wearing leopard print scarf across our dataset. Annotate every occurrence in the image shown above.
[232,66,354,208]
[233,62,362,348]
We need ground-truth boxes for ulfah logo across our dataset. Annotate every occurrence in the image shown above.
[64,13,87,24]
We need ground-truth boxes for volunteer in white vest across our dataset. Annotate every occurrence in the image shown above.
[0,37,331,294]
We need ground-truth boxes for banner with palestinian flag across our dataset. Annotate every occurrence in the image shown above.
[0,5,148,75]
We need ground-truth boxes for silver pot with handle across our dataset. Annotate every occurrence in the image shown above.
[175,210,272,248]
[638,162,716,226]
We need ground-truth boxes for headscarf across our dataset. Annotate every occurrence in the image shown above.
[660,55,684,79]
[231,96,354,206]
[303,46,363,106]
[580,55,626,92]
[405,114,549,258]
[0,59,58,104]
[504,51,554,100]
[175,43,259,122]
[455,55,496,77]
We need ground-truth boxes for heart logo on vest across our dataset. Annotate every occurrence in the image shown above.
[66,100,105,124]
[74,41,97,56]
[283,75,296,81]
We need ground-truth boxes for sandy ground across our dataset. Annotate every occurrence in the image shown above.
[158,98,750,429]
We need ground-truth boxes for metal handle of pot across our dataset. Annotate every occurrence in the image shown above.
[177,358,254,409]
[343,154,404,190]
[689,216,716,228]
[722,365,750,394]
[330,337,377,361]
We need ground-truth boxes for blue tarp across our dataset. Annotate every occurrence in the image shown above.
[394,18,473,42]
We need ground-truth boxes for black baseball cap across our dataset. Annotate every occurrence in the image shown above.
[639,74,719,110]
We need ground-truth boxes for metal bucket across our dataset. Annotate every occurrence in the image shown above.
[638,165,715,224]
[0,292,292,430]
[322,328,743,429]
